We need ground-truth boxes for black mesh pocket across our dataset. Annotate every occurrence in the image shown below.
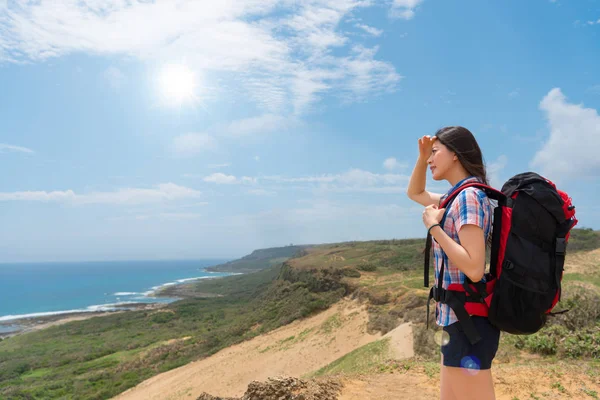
[488,271,553,334]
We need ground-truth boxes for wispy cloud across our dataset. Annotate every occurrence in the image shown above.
[390,0,425,20]
[203,173,238,185]
[531,88,600,182]
[0,1,401,115]
[383,157,407,171]
[198,168,409,192]
[355,23,383,37]
[262,168,409,193]
[203,173,256,185]
[0,143,34,154]
[0,183,201,205]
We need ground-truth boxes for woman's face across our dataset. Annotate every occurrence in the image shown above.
[427,140,456,181]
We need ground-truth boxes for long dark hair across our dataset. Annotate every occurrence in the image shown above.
[434,126,488,185]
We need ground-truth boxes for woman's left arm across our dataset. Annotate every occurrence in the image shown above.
[428,223,486,282]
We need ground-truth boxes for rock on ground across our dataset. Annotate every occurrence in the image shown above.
[196,376,343,400]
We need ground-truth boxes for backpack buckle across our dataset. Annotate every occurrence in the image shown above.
[556,238,566,256]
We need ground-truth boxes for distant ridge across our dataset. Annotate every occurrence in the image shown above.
[205,245,312,273]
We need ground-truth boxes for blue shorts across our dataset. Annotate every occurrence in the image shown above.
[441,316,500,370]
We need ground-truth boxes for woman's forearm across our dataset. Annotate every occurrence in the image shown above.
[407,157,428,198]
[429,225,484,282]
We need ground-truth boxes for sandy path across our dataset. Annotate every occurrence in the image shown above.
[114,299,389,400]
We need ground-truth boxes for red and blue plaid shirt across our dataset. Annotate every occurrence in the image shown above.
[432,176,492,326]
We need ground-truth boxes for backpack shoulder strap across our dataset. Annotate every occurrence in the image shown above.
[423,183,505,288]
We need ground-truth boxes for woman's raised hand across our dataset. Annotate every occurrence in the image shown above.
[418,135,437,161]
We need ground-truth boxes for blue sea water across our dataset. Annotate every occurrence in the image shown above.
[0,259,232,321]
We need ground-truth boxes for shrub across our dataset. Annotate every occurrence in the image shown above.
[366,307,399,334]
[357,263,378,272]
[567,228,600,252]
[412,323,439,360]
[561,326,600,358]
[553,287,600,330]
[341,268,361,278]
[151,312,175,324]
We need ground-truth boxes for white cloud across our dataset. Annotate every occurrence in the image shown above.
[261,168,409,192]
[531,88,600,182]
[355,23,383,37]
[0,189,76,202]
[383,157,406,171]
[337,46,402,102]
[508,89,520,98]
[203,173,238,185]
[103,66,125,89]
[0,143,34,154]
[0,0,400,115]
[390,0,424,20]
[172,133,217,156]
[195,168,408,193]
[0,183,202,205]
[203,173,256,185]
[487,155,508,189]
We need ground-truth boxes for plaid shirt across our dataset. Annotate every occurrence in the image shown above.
[432,176,492,326]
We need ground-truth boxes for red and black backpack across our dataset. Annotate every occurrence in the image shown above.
[424,172,578,344]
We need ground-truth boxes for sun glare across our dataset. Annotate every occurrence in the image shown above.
[159,63,197,105]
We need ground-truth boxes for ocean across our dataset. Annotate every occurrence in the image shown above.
[0,259,232,324]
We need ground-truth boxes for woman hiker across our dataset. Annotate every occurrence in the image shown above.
[407,126,499,400]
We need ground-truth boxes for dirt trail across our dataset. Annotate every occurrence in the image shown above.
[114,299,392,400]
[338,361,600,400]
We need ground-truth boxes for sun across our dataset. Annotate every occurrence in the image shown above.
[159,63,197,105]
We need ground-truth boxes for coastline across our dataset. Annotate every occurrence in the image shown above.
[0,302,166,339]
[0,270,237,339]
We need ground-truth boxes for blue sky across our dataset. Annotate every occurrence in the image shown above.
[1,0,599,262]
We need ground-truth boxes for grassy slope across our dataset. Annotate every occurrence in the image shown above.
[0,229,598,399]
